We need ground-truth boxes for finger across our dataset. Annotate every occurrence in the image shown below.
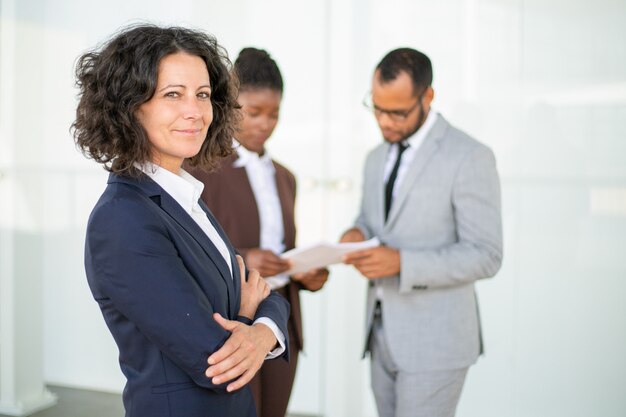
[227,368,258,392]
[354,257,380,269]
[261,250,289,263]
[245,269,261,286]
[208,314,240,366]
[206,346,244,379]
[259,266,287,277]
[291,272,305,281]
[213,313,239,332]
[360,266,383,279]
[262,257,291,270]
[209,352,248,383]
[212,356,252,385]
[343,250,371,263]
[236,255,247,285]
[207,335,241,368]
[257,277,270,296]
[353,264,373,277]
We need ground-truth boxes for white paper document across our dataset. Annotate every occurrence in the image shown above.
[281,237,380,275]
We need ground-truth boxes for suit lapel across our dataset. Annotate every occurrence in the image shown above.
[197,199,240,318]
[384,116,448,229]
[273,162,296,250]
[371,145,390,233]
[110,173,237,313]
[234,166,261,247]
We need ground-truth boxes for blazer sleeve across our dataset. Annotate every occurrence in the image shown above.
[86,196,233,392]
[353,155,375,239]
[398,145,503,292]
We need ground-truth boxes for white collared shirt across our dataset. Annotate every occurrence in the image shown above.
[139,162,285,358]
[382,110,438,200]
[142,163,233,274]
[233,142,289,290]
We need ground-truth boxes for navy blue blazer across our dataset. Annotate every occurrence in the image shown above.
[84,172,290,417]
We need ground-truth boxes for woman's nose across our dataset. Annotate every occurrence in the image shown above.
[182,97,202,119]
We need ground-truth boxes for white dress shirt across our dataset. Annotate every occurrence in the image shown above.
[233,142,290,290]
[382,110,438,195]
[377,110,438,302]
[139,162,285,358]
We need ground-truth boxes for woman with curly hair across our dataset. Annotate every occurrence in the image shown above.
[73,24,289,417]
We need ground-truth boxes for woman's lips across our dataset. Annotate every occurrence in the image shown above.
[174,128,202,135]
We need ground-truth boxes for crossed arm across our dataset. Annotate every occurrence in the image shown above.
[87,198,289,394]
[205,255,279,392]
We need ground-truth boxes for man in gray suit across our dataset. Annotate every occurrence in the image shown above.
[341,48,503,417]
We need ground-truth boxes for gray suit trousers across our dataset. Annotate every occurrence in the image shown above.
[371,315,468,417]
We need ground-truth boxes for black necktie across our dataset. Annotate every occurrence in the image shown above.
[384,141,409,221]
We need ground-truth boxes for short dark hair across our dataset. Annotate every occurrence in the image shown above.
[234,47,283,93]
[376,48,432,95]
[72,24,239,175]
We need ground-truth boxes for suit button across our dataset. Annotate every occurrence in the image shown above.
[412,285,428,290]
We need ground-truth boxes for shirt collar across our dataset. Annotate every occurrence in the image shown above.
[138,162,204,213]
[404,110,438,148]
[232,140,274,171]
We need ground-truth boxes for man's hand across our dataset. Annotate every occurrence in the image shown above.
[343,246,401,279]
[292,268,329,291]
[205,313,277,392]
[237,255,270,320]
[245,249,291,277]
[339,227,365,243]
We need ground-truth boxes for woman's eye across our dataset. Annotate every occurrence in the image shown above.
[198,91,211,99]
[164,91,180,98]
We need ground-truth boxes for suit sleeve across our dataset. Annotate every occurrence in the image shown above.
[398,146,503,292]
[87,197,232,392]
[354,156,375,239]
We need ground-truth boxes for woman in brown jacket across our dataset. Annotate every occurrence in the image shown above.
[189,47,328,417]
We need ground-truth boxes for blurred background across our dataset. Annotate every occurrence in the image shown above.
[1,0,625,416]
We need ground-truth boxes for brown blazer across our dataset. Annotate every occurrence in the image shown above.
[187,155,304,350]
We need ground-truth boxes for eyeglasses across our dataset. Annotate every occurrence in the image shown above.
[362,93,422,123]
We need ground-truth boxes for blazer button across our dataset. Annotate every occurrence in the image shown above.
[412,285,428,290]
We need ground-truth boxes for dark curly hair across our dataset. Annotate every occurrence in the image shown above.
[72,24,240,175]
[234,47,283,93]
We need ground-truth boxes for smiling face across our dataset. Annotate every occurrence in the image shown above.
[136,52,213,173]
[236,88,282,155]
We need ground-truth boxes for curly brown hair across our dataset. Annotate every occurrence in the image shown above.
[72,24,240,175]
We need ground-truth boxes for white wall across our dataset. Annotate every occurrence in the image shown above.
[0,0,625,416]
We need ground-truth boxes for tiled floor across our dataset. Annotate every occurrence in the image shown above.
[0,385,313,417]
[1,386,124,417]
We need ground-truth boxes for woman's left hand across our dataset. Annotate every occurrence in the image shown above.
[291,268,329,291]
[205,313,277,392]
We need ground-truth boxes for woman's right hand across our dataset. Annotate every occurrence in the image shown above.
[237,255,270,320]
[244,248,291,277]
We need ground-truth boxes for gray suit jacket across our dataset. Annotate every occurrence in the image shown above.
[356,114,502,372]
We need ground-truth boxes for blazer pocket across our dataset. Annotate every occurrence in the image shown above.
[151,381,197,394]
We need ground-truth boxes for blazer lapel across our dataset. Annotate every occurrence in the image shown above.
[110,173,236,308]
[198,200,240,318]
[371,145,390,234]
[384,116,448,229]
[273,163,296,250]
[232,164,262,247]
[161,195,234,286]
